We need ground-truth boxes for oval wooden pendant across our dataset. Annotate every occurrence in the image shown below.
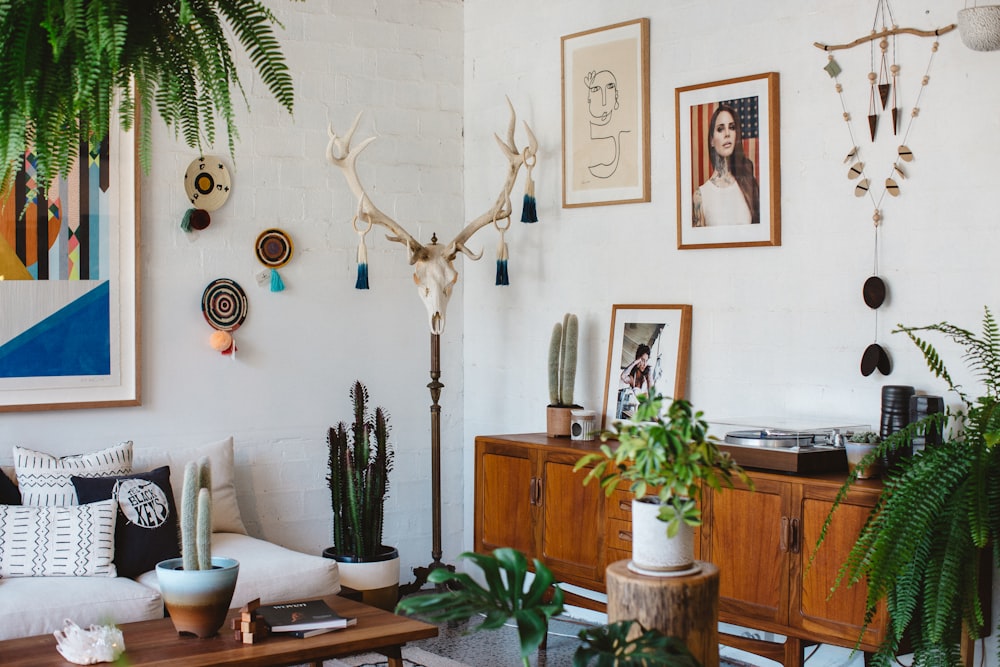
[854,179,870,197]
[898,145,914,162]
[847,162,864,180]
[885,177,900,196]
[844,146,858,163]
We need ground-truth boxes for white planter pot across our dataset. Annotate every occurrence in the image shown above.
[959,6,1000,51]
[322,546,400,611]
[630,498,695,575]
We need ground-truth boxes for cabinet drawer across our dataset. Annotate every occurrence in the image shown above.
[606,547,631,567]
[606,489,634,521]
[606,518,633,551]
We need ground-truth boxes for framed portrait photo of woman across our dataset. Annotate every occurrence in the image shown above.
[561,18,650,208]
[602,304,692,429]
[675,72,780,249]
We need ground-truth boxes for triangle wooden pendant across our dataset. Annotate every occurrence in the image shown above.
[878,83,891,109]
[868,114,878,141]
[891,107,900,135]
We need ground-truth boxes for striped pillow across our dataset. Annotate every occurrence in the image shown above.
[0,499,118,577]
[14,442,133,506]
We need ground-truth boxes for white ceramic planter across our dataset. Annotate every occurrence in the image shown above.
[958,6,1000,51]
[630,497,695,575]
[322,546,400,611]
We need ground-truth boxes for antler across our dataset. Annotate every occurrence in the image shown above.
[445,97,538,261]
[326,113,424,261]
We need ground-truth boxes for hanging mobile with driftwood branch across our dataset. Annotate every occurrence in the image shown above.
[814,1,955,377]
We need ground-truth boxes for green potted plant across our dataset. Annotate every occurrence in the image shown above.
[0,0,296,191]
[323,381,399,611]
[547,313,580,437]
[155,457,239,638]
[395,547,700,667]
[818,307,1000,666]
[575,392,751,574]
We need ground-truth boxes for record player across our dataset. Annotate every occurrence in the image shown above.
[709,418,869,474]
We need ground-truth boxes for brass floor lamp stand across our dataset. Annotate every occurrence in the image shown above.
[399,333,456,595]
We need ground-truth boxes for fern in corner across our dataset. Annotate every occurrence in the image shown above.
[819,306,1000,666]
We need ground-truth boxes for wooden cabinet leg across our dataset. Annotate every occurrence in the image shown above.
[782,636,803,667]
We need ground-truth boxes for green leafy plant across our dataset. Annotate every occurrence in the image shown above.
[396,548,564,665]
[575,393,751,537]
[179,457,212,571]
[0,0,297,192]
[548,313,579,407]
[395,548,701,667]
[573,621,701,667]
[326,381,394,559]
[848,430,881,444]
[818,307,1000,666]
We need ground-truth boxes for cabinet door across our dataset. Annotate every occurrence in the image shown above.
[792,482,886,649]
[704,477,791,627]
[539,452,603,585]
[475,442,536,556]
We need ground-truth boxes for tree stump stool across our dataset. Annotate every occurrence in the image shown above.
[606,559,719,667]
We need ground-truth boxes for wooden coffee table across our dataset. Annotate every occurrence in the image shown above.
[1,595,437,667]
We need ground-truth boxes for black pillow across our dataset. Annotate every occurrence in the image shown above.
[0,469,20,505]
[72,466,180,578]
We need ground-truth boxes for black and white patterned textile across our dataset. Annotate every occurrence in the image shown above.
[0,499,118,577]
[14,442,133,506]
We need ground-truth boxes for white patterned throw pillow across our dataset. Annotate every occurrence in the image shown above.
[0,499,118,577]
[14,442,133,506]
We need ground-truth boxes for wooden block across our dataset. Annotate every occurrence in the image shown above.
[240,620,257,633]
[242,631,255,645]
[234,629,243,641]
[241,597,261,614]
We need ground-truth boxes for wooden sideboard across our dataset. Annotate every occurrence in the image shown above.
[473,433,889,666]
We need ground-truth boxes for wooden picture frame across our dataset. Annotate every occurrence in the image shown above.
[0,117,140,411]
[562,18,650,208]
[602,304,692,429]
[675,72,780,249]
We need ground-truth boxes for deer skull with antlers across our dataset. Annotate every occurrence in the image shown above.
[326,99,537,334]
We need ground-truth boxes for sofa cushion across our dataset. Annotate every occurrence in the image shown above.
[0,468,19,505]
[72,467,181,579]
[0,575,163,641]
[14,442,133,506]
[133,436,246,534]
[136,532,340,610]
[0,499,118,577]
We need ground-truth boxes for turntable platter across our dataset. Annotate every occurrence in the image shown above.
[724,430,820,449]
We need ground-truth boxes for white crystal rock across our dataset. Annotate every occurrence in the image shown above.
[53,619,125,665]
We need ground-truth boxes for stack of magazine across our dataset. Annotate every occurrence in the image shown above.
[256,599,357,638]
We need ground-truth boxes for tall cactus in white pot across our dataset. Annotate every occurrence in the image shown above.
[155,458,239,638]
[546,313,581,437]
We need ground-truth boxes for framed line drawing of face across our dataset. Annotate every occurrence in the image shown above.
[602,304,692,429]
[676,72,781,249]
[562,18,650,208]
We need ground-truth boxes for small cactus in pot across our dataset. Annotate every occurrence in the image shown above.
[546,313,581,437]
[156,457,240,637]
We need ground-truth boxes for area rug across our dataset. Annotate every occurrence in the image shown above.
[326,646,471,667]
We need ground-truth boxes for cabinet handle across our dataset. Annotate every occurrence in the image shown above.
[790,517,800,554]
[618,530,632,543]
[529,478,537,506]
[535,477,543,506]
[780,516,789,553]
[618,499,631,513]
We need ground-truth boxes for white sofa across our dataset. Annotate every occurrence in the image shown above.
[0,437,340,641]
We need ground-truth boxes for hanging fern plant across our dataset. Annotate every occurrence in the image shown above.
[0,0,297,192]
[818,306,1000,666]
